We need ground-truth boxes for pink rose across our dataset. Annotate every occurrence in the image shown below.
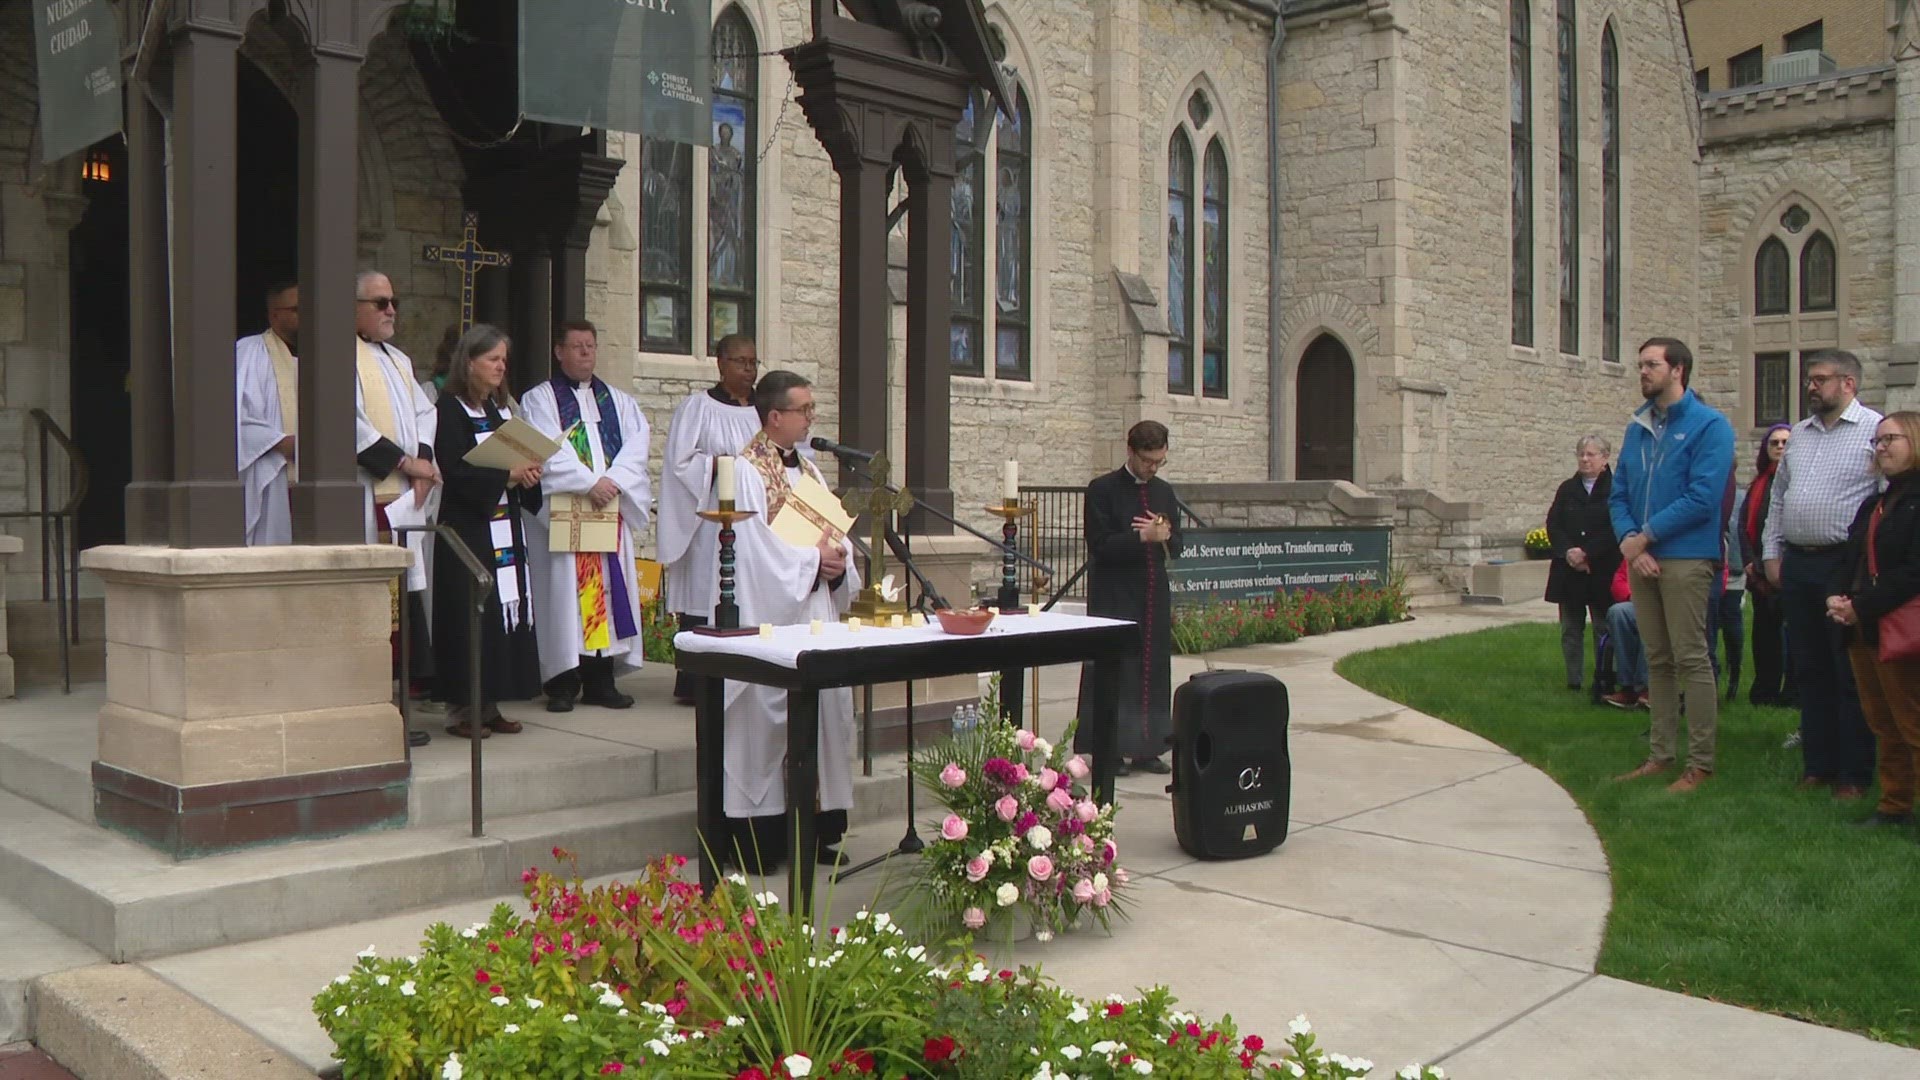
[962,907,986,930]
[965,855,991,882]
[940,814,969,842]
[1093,887,1111,908]
[939,762,967,788]
[994,795,1020,822]
[1038,767,1060,790]
[1027,855,1054,881]
[1075,800,1098,823]
[1015,729,1038,751]
[1065,755,1090,779]
[1103,840,1119,865]
[1046,788,1074,813]
[1009,763,1030,784]
[1072,879,1096,905]
[1076,834,1096,853]
[1115,867,1131,885]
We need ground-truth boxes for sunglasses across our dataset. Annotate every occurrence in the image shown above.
[358,296,399,312]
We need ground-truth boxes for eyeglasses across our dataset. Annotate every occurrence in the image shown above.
[1765,439,1789,448]
[1872,434,1909,449]
[776,404,817,419]
[357,296,399,312]
[1806,373,1843,388]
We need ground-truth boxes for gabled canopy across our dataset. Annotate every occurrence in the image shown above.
[822,0,1015,116]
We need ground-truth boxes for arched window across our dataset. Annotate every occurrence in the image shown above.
[1800,231,1835,313]
[1556,0,1578,354]
[638,4,761,357]
[1754,238,1790,316]
[949,82,1033,381]
[1601,22,1621,362]
[1166,129,1196,395]
[1202,140,1229,398]
[1511,0,1534,348]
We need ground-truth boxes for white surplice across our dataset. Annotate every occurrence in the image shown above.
[235,332,293,546]
[519,378,653,683]
[659,389,761,618]
[354,339,437,591]
[705,453,861,819]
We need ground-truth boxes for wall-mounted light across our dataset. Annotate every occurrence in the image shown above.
[82,146,111,183]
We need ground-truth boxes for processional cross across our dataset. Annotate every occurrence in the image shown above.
[422,212,511,332]
[840,452,915,620]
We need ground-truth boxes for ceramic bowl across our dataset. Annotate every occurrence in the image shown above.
[934,607,996,635]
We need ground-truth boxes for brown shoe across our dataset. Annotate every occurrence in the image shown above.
[445,708,491,739]
[486,715,523,734]
[1666,767,1712,793]
[1601,690,1639,709]
[1613,759,1674,782]
[1833,783,1870,802]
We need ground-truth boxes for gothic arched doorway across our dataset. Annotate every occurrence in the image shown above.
[1294,333,1355,482]
[235,54,300,334]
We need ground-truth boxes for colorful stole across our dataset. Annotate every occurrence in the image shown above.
[552,378,637,651]
[741,430,797,518]
[468,403,532,631]
[263,331,299,481]
[356,338,407,501]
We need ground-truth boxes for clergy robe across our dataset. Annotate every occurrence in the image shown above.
[659,387,761,618]
[519,376,652,684]
[354,338,437,589]
[235,331,296,546]
[709,431,862,824]
[431,393,542,706]
[1074,466,1183,760]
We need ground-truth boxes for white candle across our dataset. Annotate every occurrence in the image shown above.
[1003,460,1019,502]
[716,456,736,504]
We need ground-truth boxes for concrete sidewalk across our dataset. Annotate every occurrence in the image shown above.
[76,605,1920,1076]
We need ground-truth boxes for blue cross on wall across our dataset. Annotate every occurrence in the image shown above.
[422,212,512,332]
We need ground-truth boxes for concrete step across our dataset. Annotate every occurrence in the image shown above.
[1401,573,1460,611]
[0,898,102,1045]
[31,966,316,1080]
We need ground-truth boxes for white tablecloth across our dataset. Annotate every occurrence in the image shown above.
[672,611,1133,670]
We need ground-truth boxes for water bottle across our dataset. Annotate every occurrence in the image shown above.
[964,704,980,730]
[952,704,968,734]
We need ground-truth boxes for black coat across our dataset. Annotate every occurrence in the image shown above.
[1544,469,1620,607]
[1832,473,1920,648]
[1074,467,1183,758]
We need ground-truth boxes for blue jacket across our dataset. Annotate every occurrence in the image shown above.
[1609,389,1736,561]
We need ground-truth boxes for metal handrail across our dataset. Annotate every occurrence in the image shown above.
[0,409,91,692]
[393,524,492,838]
[1018,484,1208,610]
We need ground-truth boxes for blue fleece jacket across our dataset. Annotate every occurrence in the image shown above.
[1608,389,1736,561]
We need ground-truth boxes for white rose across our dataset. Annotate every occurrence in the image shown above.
[1093,872,1109,892]
[996,882,1020,906]
[1034,738,1052,756]
[1026,825,1053,850]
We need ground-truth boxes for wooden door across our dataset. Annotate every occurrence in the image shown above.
[1294,334,1355,481]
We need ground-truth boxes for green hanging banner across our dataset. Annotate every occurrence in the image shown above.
[34,0,124,164]
[520,0,712,145]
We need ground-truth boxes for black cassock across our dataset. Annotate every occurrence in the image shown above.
[1074,467,1183,760]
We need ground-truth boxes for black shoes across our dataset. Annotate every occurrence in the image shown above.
[407,729,431,747]
[581,687,635,710]
[1130,757,1172,775]
[816,844,850,868]
[546,689,576,713]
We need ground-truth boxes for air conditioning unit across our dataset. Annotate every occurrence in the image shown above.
[1765,50,1838,84]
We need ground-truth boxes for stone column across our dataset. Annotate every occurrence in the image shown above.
[1091,0,1145,468]
[837,157,895,461]
[84,545,411,858]
[903,156,956,534]
[124,89,172,544]
[1891,35,1920,394]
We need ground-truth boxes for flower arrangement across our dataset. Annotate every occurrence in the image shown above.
[905,682,1127,942]
[1524,527,1552,558]
[314,852,1449,1079]
[1172,580,1409,655]
[641,598,678,664]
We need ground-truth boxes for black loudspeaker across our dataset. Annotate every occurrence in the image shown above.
[1170,670,1290,859]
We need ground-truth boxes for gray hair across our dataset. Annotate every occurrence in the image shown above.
[354,270,389,296]
[1576,434,1611,457]
[1804,348,1863,383]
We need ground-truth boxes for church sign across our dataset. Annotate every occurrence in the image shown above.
[34,0,123,164]
[520,0,712,146]
[1169,527,1394,606]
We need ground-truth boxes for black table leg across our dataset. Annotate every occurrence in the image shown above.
[695,672,726,894]
[786,688,821,918]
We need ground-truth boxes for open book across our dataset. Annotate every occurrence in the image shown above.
[462,417,561,471]
[771,472,856,549]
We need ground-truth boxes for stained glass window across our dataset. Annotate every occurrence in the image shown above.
[1754,352,1790,427]
[1755,237,1790,315]
[1556,0,1578,354]
[1201,140,1228,399]
[1167,131,1195,395]
[640,136,693,353]
[1511,0,1534,348]
[950,90,987,376]
[1800,231,1835,312]
[994,89,1032,381]
[707,7,757,349]
[1601,23,1620,362]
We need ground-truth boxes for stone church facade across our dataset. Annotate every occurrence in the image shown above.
[0,0,1708,609]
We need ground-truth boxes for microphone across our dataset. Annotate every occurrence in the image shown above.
[810,436,878,463]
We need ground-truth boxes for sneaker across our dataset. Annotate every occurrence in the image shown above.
[1666,767,1711,793]
[1782,730,1803,750]
[1636,692,1651,710]
[1602,690,1639,710]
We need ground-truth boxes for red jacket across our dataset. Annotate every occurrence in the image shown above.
[1611,559,1631,605]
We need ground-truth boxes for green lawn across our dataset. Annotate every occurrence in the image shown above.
[1336,622,1920,1048]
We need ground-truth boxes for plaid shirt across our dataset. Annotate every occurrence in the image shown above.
[1761,397,1882,560]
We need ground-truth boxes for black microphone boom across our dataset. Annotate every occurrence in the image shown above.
[809,436,878,462]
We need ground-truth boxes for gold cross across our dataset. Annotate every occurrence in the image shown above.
[422,212,511,332]
[839,452,915,603]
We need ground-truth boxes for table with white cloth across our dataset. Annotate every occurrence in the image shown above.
[673,611,1140,912]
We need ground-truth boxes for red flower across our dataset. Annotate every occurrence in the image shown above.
[842,1048,876,1074]
[1106,1002,1126,1017]
[734,1070,769,1080]
[1242,1035,1264,1053]
[487,942,500,953]
[923,1035,959,1063]
[599,1063,624,1074]
[474,969,490,983]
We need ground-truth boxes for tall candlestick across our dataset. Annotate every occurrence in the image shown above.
[716,456,737,505]
[1003,460,1019,503]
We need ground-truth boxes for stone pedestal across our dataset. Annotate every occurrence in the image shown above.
[1467,559,1551,605]
[80,545,412,858]
[0,534,21,696]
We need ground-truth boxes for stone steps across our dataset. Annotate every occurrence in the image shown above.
[30,966,316,1080]
[0,897,102,1045]
[1402,571,1459,610]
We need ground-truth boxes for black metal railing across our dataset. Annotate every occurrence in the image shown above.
[0,409,89,692]
[394,524,493,838]
[1018,484,1208,605]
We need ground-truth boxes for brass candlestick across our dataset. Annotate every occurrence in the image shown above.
[692,502,760,637]
[984,499,1035,612]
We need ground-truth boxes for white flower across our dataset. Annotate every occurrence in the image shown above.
[1132,1061,1154,1075]
[1282,1062,1306,1079]
[356,945,377,958]
[1353,1058,1374,1073]
[855,909,871,921]
[1398,1068,1422,1080]
[490,996,510,1006]
[726,871,748,885]
[1289,1015,1313,1037]
[1066,1003,1089,1024]
[1034,738,1052,755]
[1026,825,1054,850]
[725,1015,746,1027]
[1330,1053,1353,1070]
[783,1053,813,1077]
[374,974,390,987]
[332,975,351,986]
[617,1008,629,1016]
[562,1013,579,1023]
[754,891,781,907]
[967,961,991,983]
[334,1005,347,1016]
[1090,1040,1121,1055]
[400,981,416,997]
[1032,1062,1055,1080]
[502,1024,520,1034]
[599,990,625,1008]
[1035,929,1054,942]
[882,946,899,958]
[405,956,418,965]
[646,1039,671,1057]
[873,912,893,931]
[1093,873,1109,892]
[524,997,543,1010]
[1432,1070,1446,1079]
[441,1053,464,1080]
[460,928,478,939]
[996,882,1020,907]
[1061,1046,1084,1060]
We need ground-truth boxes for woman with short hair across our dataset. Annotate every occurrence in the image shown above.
[1545,435,1622,691]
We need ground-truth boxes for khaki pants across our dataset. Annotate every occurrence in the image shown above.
[1847,643,1920,815]
[1630,559,1718,772]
